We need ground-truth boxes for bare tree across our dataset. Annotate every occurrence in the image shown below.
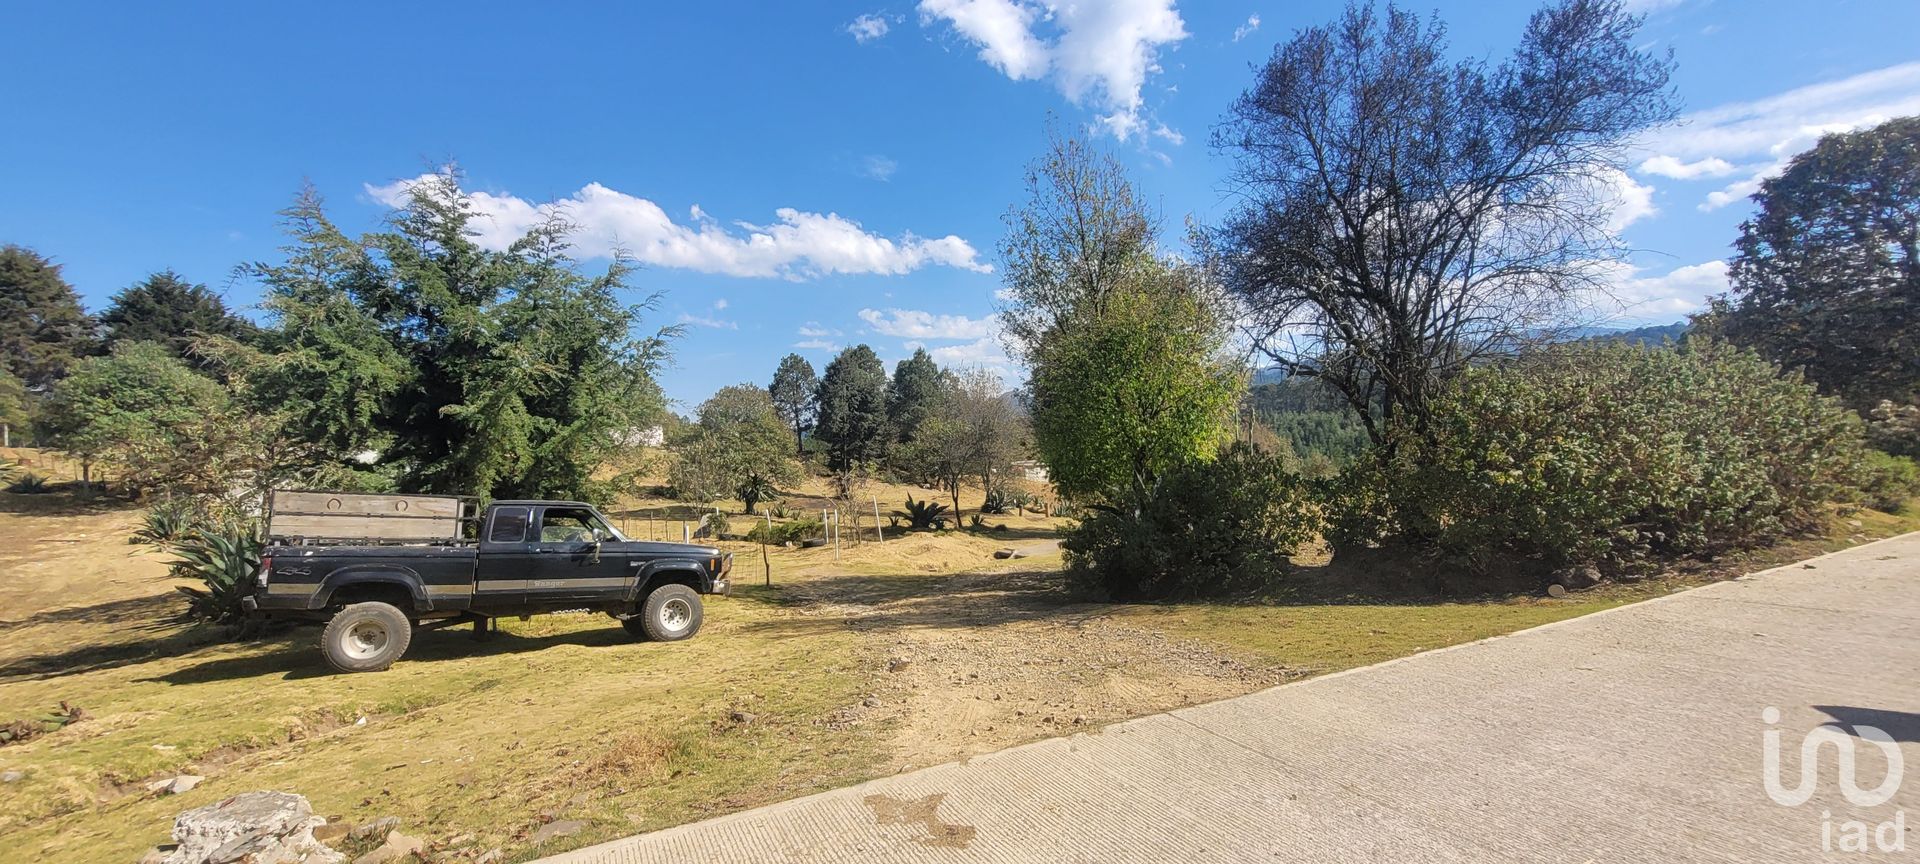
[997,130,1158,364]
[1208,0,1676,448]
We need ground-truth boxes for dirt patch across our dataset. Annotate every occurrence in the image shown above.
[773,565,1293,770]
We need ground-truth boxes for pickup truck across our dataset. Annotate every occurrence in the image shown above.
[244,491,731,672]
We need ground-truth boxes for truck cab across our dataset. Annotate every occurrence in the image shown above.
[247,491,731,672]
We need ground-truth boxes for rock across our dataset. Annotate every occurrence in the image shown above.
[728,710,757,724]
[530,820,586,845]
[162,791,343,864]
[136,847,169,864]
[148,775,205,796]
[312,821,352,844]
[350,817,401,841]
[992,548,1025,560]
[887,658,912,673]
[0,770,22,783]
[352,831,423,864]
[474,850,503,864]
[861,697,881,708]
[1545,583,1568,598]
[1551,566,1602,589]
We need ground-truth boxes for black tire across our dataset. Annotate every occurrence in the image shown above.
[321,602,413,673]
[620,614,651,640]
[638,584,703,642]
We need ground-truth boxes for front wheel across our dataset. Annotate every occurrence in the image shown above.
[321,602,413,672]
[632,584,703,642]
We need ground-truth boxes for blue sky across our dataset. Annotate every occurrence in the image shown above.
[3,0,1918,409]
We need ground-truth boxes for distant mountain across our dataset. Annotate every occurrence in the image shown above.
[1577,322,1689,346]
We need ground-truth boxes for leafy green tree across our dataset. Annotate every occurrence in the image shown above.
[223,175,674,502]
[669,383,799,513]
[1209,0,1676,448]
[814,344,889,472]
[886,348,945,444]
[0,245,93,389]
[769,353,818,454]
[1000,133,1243,510]
[1028,276,1243,506]
[1704,116,1920,413]
[901,367,1024,518]
[99,270,257,361]
[36,341,229,493]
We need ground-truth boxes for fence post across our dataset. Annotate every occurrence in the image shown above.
[873,497,884,542]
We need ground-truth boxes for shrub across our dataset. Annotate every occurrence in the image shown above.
[1330,341,1867,574]
[902,496,950,531]
[1861,451,1920,513]
[745,517,823,545]
[1063,442,1322,601]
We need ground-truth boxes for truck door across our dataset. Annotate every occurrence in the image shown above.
[474,505,537,609]
[525,506,630,604]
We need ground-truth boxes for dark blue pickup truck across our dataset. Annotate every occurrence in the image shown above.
[245,492,731,672]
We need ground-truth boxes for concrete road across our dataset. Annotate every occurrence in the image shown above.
[544,534,1920,863]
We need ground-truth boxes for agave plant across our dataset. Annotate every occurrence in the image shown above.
[5,473,52,494]
[979,488,1010,515]
[130,499,205,546]
[169,523,265,625]
[903,496,951,531]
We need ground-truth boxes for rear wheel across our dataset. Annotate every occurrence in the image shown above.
[321,602,413,672]
[637,584,703,642]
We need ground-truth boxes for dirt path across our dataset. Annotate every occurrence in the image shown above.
[775,562,1293,770]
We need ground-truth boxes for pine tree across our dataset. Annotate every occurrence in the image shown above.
[99,270,257,361]
[0,245,93,389]
[814,345,889,472]
[769,353,819,454]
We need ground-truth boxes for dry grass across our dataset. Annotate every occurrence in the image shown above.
[0,476,1909,863]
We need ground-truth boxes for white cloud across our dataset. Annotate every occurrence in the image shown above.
[1637,62,1920,211]
[919,0,1051,79]
[793,338,842,352]
[1622,0,1688,11]
[918,0,1188,142]
[797,322,831,338]
[364,174,990,279]
[1601,169,1658,233]
[713,298,728,310]
[848,13,891,43]
[861,154,899,181]
[1598,259,1729,318]
[678,313,738,330]
[906,336,1009,369]
[1637,155,1737,180]
[858,308,995,340]
[1232,14,1259,42]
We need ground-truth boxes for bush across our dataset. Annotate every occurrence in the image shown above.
[1330,341,1867,574]
[1862,450,1920,513]
[745,517,822,545]
[1063,442,1321,601]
